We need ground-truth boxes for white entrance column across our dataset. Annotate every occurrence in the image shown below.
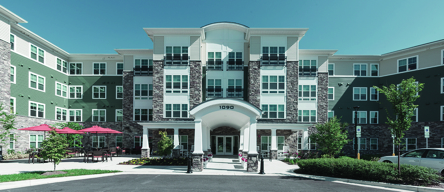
[207,127,211,152]
[302,130,309,150]
[202,126,208,155]
[239,128,244,152]
[141,127,150,158]
[173,128,180,157]
[192,119,204,172]
[270,128,278,159]
[243,126,249,154]
[248,118,258,155]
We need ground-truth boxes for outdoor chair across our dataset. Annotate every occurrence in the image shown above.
[28,149,43,164]
[103,149,112,161]
[91,150,105,162]
[83,150,93,163]
[109,147,117,157]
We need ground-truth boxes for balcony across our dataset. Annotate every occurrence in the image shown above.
[206,88,223,99]
[164,54,189,66]
[226,88,243,98]
[227,59,244,70]
[133,66,153,76]
[207,60,223,70]
[299,65,317,77]
[261,54,286,66]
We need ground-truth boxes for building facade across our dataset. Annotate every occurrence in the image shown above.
[0,6,444,172]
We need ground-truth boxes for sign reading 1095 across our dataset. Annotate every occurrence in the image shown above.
[219,105,234,110]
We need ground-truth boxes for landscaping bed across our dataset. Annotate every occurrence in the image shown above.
[119,157,187,165]
[0,169,121,183]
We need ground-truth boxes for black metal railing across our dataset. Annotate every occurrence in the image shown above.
[261,54,286,66]
[227,59,244,70]
[206,88,223,98]
[133,66,153,76]
[226,88,243,98]
[164,54,189,66]
[299,65,317,77]
[207,60,223,70]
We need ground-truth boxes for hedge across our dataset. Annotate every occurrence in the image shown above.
[296,158,442,186]
[119,157,187,166]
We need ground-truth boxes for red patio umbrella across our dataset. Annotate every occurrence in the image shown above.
[56,127,85,134]
[79,126,122,148]
[18,124,54,132]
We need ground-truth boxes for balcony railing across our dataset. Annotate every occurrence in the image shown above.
[299,66,317,77]
[226,88,243,98]
[164,54,189,66]
[227,59,244,70]
[261,54,286,66]
[206,88,223,98]
[207,60,223,70]
[133,66,153,76]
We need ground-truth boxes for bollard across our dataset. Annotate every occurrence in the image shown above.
[259,153,265,174]
[186,156,193,173]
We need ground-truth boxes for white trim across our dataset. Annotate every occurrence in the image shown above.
[328,87,334,100]
[69,62,83,75]
[134,108,149,121]
[353,138,367,150]
[9,133,15,150]
[92,85,107,99]
[92,136,106,148]
[261,75,286,94]
[29,43,45,64]
[28,71,45,92]
[9,97,16,114]
[164,74,189,94]
[134,135,142,148]
[370,138,378,150]
[29,134,44,149]
[56,57,68,74]
[370,87,379,101]
[55,81,68,98]
[116,135,123,147]
[369,111,379,124]
[261,104,286,119]
[441,49,444,65]
[442,138,444,148]
[352,111,367,124]
[353,87,367,101]
[10,33,15,51]
[327,110,334,121]
[412,108,418,122]
[69,109,82,122]
[298,109,317,123]
[328,63,335,76]
[116,62,123,75]
[92,109,106,122]
[69,85,83,99]
[353,63,367,77]
[55,106,68,121]
[405,138,417,150]
[397,55,419,73]
[10,65,16,84]
[370,63,379,76]
[441,77,444,94]
[116,86,123,99]
[11,50,68,76]
[115,109,123,122]
[93,62,107,75]
[28,100,45,118]
[164,104,189,118]
[441,106,444,121]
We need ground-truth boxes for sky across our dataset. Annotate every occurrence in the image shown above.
[2,0,444,55]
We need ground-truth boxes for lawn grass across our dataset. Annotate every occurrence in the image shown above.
[0,169,121,183]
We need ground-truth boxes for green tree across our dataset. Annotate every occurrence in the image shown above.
[374,77,424,175]
[40,129,68,171]
[310,116,349,157]
[53,122,84,148]
[0,102,16,149]
[157,131,173,157]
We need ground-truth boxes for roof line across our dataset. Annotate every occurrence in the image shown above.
[201,21,249,28]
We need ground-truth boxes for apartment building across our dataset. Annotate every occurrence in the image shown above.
[0,5,443,172]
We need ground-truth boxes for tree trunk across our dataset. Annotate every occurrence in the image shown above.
[54,162,56,171]
[398,143,400,176]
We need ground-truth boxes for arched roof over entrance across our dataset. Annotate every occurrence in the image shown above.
[190,98,261,130]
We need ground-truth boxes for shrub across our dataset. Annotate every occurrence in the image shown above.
[120,157,187,166]
[297,158,442,186]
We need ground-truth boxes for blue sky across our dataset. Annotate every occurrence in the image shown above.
[2,0,444,55]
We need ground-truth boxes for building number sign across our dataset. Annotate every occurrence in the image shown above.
[219,105,234,109]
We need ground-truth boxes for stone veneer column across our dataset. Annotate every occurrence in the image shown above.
[189,61,202,109]
[122,71,134,122]
[317,72,328,124]
[152,60,164,121]
[248,61,260,108]
[0,39,11,115]
[286,61,299,122]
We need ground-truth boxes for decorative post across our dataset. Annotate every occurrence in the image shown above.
[141,127,150,158]
[353,106,360,159]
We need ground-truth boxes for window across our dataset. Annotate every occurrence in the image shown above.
[10,97,15,114]
[262,75,285,94]
[262,46,285,65]
[369,111,378,124]
[165,104,188,118]
[441,77,444,94]
[328,87,334,100]
[134,109,148,121]
[207,52,222,70]
[411,108,418,122]
[441,106,444,121]
[353,138,366,150]
[370,63,379,76]
[69,86,82,99]
[261,104,285,119]
[180,135,188,150]
[117,63,123,75]
[135,84,151,99]
[92,86,106,99]
[398,56,418,72]
[426,150,444,159]
[353,63,367,76]
[353,87,367,101]
[328,63,334,76]
[261,136,271,151]
[298,110,316,122]
[9,134,14,149]
[165,46,188,65]
[352,111,367,124]
[92,109,106,122]
[370,138,378,150]
[10,34,14,50]
[328,111,334,122]
[442,49,444,65]
[69,63,82,75]
[30,135,43,148]
[402,138,417,151]
[55,107,67,121]
[165,75,188,93]
[299,85,316,100]
[149,109,153,121]
[278,136,285,150]
[227,79,243,97]
[227,52,243,70]
[207,79,222,98]
[56,58,68,73]
[299,60,317,76]
[116,136,123,147]
[29,72,45,92]
[55,82,68,98]
[370,87,378,101]
[93,63,106,75]
[308,138,316,150]
[297,137,302,149]
[116,86,123,99]
[29,101,44,118]
[10,65,15,83]
[134,136,142,147]
[116,109,123,122]
[92,136,106,148]
[69,109,82,122]
[30,44,44,63]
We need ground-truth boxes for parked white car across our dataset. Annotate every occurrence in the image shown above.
[378,148,444,174]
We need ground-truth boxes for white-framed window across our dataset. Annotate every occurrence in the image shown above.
[10,97,16,114]
[261,136,285,151]
[227,52,243,70]
[370,63,379,76]
[92,136,106,148]
[227,79,243,97]
[69,62,82,75]
[328,87,334,100]
[9,134,14,149]
[308,138,316,150]
[369,111,378,124]
[29,135,43,148]
[353,63,367,76]
[297,137,302,149]
[370,87,379,101]
[56,58,68,73]
[352,111,367,124]
[411,108,418,122]
[207,79,222,97]
[55,82,68,98]
[401,138,417,151]
[29,101,44,118]
[353,138,367,150]
[262,75,285,94]
[55,107,68,121]
[299,60,317,76]
[134,136,143,148]
[442,49,444,65]
[165,46,189,65]
[116,86,123,99]
[10,34,14,50]
[165,104,188,118]
[69,86,82,99]
[353,87,367,101]
[134,109,148,121]
[398,56,418,73]
[441,106,444,121]
[165,75,188,93]
[262,46,286,65]
[328,63,334,76]
[93,62,106,75]
[92,109,106,122]
[370,138,378,150]
[116,109,123,122]
[180,135,188,150]
[442,138,444,148]
[30,44,44,63]
[92,86,106,99]
[69,109,82,122]
[117,63,123,75]
[10,65,15,83]
[299,85,316,100]
[327,111,334,122]
[298,110,316,122]
[441,77,444,94]
[207,52,222,70]
[116,136,123,147]
[29,72,45,92]
[261,104,285,119]
[135,84,150,100]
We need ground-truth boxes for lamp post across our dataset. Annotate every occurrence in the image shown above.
[353,106,360,159]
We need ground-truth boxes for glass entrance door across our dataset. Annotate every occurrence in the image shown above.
[216,136,233,155]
